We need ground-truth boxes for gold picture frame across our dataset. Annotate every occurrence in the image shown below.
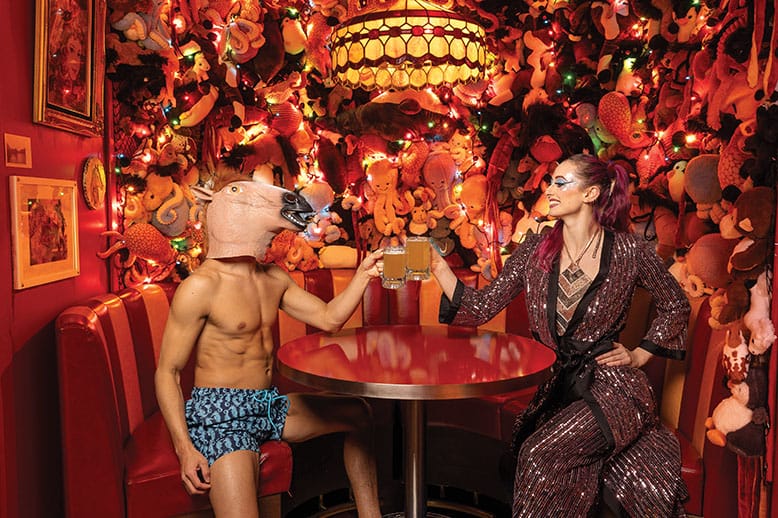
[10,176,80,290]
[33,0,105,137]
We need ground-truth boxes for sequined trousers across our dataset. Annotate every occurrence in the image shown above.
[512,367,688,518]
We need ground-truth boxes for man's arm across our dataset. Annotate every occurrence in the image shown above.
[155,273,212,494]
[279,250,382,332]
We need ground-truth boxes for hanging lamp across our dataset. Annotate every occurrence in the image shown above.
[329,0,492,91]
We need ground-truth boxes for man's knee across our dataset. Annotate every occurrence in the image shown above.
[341,396,373,431]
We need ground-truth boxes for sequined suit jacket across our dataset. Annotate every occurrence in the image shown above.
[440,230,690,454]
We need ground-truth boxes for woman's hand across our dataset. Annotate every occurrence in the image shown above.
[429,241,459,299]
[429,241,448,276]
[596,342,652,368]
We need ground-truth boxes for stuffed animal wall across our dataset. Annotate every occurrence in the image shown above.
[105,3,778,472]
[105,0,777,333]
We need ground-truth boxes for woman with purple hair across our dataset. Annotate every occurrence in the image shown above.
[432,154,690,517]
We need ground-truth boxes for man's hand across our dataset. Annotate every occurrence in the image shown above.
[596,342,652,368]
[179,447,211,495]
[359,249,384,278]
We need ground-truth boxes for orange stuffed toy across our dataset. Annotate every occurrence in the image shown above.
[364,159,408,237]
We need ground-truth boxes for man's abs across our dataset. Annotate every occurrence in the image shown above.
[193,336,275,389]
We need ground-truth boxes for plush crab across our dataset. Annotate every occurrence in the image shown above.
[718,120,755,191]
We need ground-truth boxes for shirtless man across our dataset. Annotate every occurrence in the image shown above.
[155,180,383,518]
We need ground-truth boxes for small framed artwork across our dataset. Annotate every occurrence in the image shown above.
[81,156,106,209]
[9,175,80,290]
[33,0,105,137]
[4,133,32,168]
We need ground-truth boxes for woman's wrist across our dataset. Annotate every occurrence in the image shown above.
[630,347,653,368]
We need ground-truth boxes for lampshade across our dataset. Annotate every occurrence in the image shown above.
[329,0,491,91]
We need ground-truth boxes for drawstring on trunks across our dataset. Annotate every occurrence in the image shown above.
[252,388,285,438]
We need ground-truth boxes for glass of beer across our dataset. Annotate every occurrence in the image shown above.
[405,236,431,280]
[382,246,407,289]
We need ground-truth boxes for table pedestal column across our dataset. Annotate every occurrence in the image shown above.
[403,400,427,518]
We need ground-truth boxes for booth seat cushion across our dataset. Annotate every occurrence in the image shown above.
[125,412,293,518]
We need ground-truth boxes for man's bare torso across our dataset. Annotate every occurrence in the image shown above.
[192,259,287,390]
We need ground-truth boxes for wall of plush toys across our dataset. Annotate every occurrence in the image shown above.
[103,0,777,459]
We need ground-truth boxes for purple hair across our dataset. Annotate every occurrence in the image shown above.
[535,154,631,271]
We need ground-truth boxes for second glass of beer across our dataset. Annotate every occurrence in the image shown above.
[405,236,430,280]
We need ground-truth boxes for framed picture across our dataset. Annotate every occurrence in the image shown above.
[9,176,80,290]
[33,0,105,137]
[4,133,33,168]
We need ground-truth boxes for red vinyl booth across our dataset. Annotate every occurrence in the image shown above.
[56,283,292,518]
[56,269,737,517]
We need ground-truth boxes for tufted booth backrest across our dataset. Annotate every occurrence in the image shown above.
[271,268,531,350]
[56,283,180,517]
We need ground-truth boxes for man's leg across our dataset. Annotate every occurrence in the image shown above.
[209,450,261,518]
[283,393,381,518]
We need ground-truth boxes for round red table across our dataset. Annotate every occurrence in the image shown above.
[276,325,555,517]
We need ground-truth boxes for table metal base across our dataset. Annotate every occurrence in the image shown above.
[403,399,429,518]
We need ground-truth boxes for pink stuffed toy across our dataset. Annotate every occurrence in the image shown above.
[422,153,460,217]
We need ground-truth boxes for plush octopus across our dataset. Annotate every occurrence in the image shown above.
[365,159,407,236]
[98,222,178,284]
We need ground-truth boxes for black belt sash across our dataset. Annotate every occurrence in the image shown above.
[557,337,614,405]
[511,336,616,457]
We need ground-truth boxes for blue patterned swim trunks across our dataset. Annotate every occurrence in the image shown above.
[185,386,289,465]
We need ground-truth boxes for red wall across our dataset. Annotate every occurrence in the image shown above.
[0,2,111,517]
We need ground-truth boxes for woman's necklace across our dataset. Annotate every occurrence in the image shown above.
[563,227,602,274]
